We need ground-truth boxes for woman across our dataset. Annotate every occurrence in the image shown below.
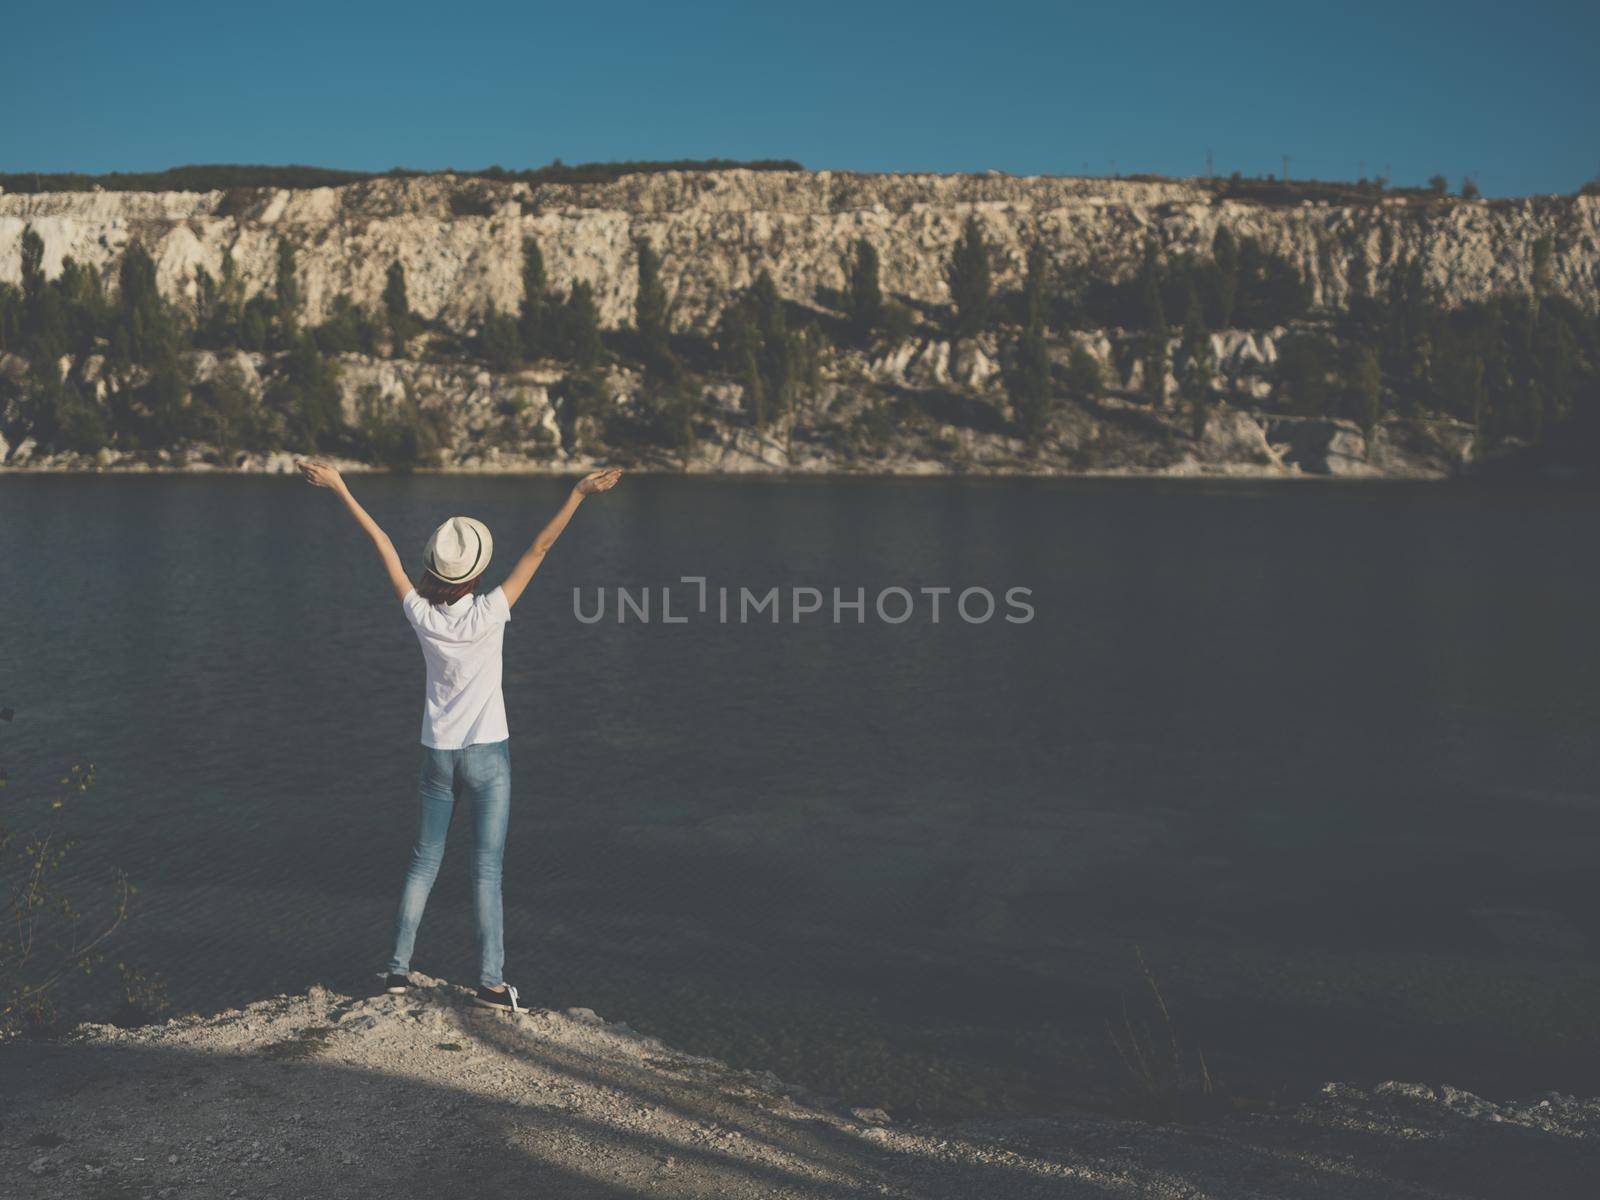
[297,458,623,1012]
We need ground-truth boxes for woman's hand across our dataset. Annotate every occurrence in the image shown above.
[296,458,345,491]
[573,467,623,497]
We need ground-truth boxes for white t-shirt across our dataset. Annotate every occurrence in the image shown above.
[401,585,512,749]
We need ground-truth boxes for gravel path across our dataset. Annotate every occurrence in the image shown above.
[3,973,1596,1198]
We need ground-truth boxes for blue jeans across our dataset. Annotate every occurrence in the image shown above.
[385,739,511,988]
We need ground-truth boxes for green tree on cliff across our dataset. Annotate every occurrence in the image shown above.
[1382,254,1435,414]
[843,237,884,345]
[194,250,246,350]
[1345,345,1383,457]
[1008,241,1057,449]
[383,260,413,355]
[559,279,603,369]
[1179,283,1214,439]
[1210,226,1239,328]
[946,215,992,338]
[750,270,793,428]
[1009,324,1053,448]
[519,238,552,360]
[1022,240,1050,333]
[633,238,672,373]
[720,300,766,426]
[270,332,342,450]
[476,301,521,372]
[17,225,70,362]
[1138,242,1169,407]
[0,283,21,354]
[274,239,299,342]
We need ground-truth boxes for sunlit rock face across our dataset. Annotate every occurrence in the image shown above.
[2,171,1595,329]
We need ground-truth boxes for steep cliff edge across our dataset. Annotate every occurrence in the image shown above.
[2,171,1596,330]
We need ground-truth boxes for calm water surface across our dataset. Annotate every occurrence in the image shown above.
[2,474,1598,1116]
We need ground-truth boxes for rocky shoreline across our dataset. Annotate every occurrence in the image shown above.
[3,973,1597,1198]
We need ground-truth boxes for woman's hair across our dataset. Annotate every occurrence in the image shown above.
[416,569,478,606]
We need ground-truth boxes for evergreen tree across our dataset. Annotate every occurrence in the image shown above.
[737,341,765,429]
[1275,333,1339,416]
[272,332,342,450]
[1531,236,1555,317]
[19,224,47,313]
[1009,324,1052,448]
[110,243,176,370]
[1233,237,1311,327]
[274,239,299,340]
[633,238,671,369]
[314,292,382,356]
[55,256,105,358]
[843,237,884,344]
[239,296,273,354]
[1536,310,1581,427]
[559,279,603,369]
[750,270,793,427]
[1345,237,1382,336]
[1346,345,1383,455]
[642,375,702,468]
[1382,254,1435,413]
[1139,242,1169,406]
[476,300,521,372]
[383,260,412,354]
[194,265,221,346]
[518,238,550,359]
[143,342,191,447]
[192,355,257,456]
[718,297,765,425]
[1179,282,1214,439]
[945,214,992,338]
[717,273,813,432]
[1210,226,1239,328]
[0,282,21,353]
[1006,241,1058,449]
[196,250,245,349]
[1022,240,1049,333]
[552,366,605,454]
[51,379,109,452]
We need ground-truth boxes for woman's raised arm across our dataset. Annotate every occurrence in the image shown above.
[500,467,622,608]
[297,459,414,602]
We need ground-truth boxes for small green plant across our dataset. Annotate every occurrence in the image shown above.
[1104,947,1219,1122]
[1,707,133,1037]
[108,961,171,1028]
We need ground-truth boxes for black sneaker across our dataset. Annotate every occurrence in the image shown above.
[473,982,522,1012]
[384,972,410,994]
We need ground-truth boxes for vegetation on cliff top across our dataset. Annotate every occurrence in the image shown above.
[0,159,807,195]
[5,162,1595,204]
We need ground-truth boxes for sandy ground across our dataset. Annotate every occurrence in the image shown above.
[3,973,1597,1199]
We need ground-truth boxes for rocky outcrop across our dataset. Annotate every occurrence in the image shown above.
[2,172,1595,332]
[0,337,1477,479]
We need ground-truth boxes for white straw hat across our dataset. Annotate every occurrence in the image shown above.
[423,516,493,584]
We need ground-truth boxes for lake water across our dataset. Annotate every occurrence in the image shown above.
[3,473,1598,1117]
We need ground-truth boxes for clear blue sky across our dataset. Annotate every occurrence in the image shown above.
[4,0,1595,197]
